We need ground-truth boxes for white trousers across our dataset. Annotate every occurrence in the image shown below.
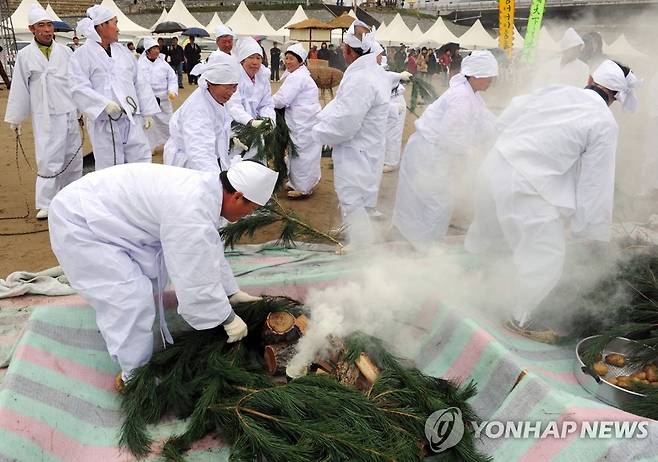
[465,151,566,326]
[88,114,151,170]
[32,112,82,210]
[146,98,173,151]
[287,135,322,194]
[384,95,406,168]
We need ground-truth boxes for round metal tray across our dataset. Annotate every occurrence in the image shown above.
[574,335,647,408]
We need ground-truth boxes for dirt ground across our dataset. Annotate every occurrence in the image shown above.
[0,79,435,275]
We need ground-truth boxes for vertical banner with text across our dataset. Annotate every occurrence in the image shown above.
[498,0,515,57]
[522,0,546,62]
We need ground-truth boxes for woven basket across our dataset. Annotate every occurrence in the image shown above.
[309,66,343,90]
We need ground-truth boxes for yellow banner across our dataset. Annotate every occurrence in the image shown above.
[498,0,515,57]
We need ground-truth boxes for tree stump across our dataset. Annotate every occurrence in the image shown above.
[262,311,299,344]
[264,343,297,376]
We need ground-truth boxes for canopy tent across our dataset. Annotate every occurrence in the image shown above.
[226,1,263,36]
[45,3,61,22]
[419,17,459,46]
[274,5,307,38]
[603,33,647,60]
[348,9,357,19]
[374,21,387,41]
[164,0,204,30]
[257,13,280,38]
[536,26,560,52]
[410,24,423,44]
[206,12,223,31]
[458,19,497,49]
[100,0,150,38]
[376,13,415,46]
[11,0,43,38]
[151,7,168,30]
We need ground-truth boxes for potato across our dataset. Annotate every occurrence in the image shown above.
[643,364,658,382]
[593,362,609,377]
[607,377,618,386]
[631,371,647,381]
[605,353,626,367]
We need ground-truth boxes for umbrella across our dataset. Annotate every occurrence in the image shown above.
[53,20,73,33]
[181,27,209,38]
[153,21,187,34]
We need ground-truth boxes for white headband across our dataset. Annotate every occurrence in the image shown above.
[28,5,51,26]
[286,43,307,62]
[344,19,374,53]
[592,59,642,113]
[461,50,499,78]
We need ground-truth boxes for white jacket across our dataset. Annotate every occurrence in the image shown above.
[69,40,160,123]
[52,163,234,330]
[137,53,178,99]
[227,64,275,125]
[273,65,320,145]
[495,85,619,239]
[5,40,76,125]
[532,57,589,89]
[164,86,232,173]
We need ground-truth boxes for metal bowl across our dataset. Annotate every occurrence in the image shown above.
[574,335,647,408]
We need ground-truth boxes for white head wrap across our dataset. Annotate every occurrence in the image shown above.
[371,41,384,56]
[560,27,584,51]
[592,59,642,112]
[28,5,51,26]
[344,19,374,53]
[76,5,116,43]
[285,43,307,62]
[235,37,263,62]
[215,25,236,38]
[143,36,158,52]
[227,160,278,206]
[461,50,499,78]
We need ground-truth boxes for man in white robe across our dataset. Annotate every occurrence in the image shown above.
[137,37,177,151]
[48,161,278,388]
[69,5,159,170]
[465,60,640,329]
[164,53,240,173]
[312,21,390,248]
[532,27,589,89]
[272,43,322,198]
[5,5,82,220]
[392,51,498,249]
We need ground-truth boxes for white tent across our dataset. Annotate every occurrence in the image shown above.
[536,26,560,52]
[164,0,204,29]
[411,24,423,44]
[274,5,307,39]
[257,13,283,39]
[348,9,357,19]
[206,12,223,32]
[45,3,62,22]
[100,0,149,38]
[457,19,497,49]
[151,7,168,30]
[377,13,415,46]
[420,17,459,46]
[374,21,387,41]
[11,0,43,38]
[226,1,263,36]
[603,33,647,60]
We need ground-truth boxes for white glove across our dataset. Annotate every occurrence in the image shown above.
[9,123,21,136]
[223,314,248,343]
[250,119,263,128]
[105,101,123,118]
[229,290,262,306]
[232,137,249,152]
[143,116,153,130]
[400,71,413,82]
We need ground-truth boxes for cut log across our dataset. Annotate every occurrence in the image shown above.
[335,360,360,387]
[294,314,309,336]
[262,311,299,344]
[264,343,297,376]
[355,353,380,385]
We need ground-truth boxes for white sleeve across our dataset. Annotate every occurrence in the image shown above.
[256,80,276,122]
[180,106,222,173]
[312,77,374,146]
[131,54,160,116]
[4,53,31,124]
[571,120,618,241]
[272,75,296,109]
[227,91,253,125]
[69,50,111,120]
[160,209,233,330]
[167,64,178,96]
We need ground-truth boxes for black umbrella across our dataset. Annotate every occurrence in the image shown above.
[53,20,73,33]
[152,21,187,34]
[181,27,209,38]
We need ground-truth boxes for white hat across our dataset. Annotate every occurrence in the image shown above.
[76,5,116,43]
[215,25,235,38]
[560,27,584,51]
[28,5,51,26]
[227,161,278,206]
[285,43,307,62]
[344,19,374,53]
[202,54,241,85]
[143,36,158,51]
[592,59,642,112]
[235,37,262,62]
[461,50,499,78]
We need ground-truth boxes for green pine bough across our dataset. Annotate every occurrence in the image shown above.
[119,297,490,462]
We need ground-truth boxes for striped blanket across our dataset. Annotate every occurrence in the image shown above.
[0,244,656,461]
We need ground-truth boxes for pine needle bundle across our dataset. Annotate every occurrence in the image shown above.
[119,298,489,462]
[219,197,342,249]
[409,76,437,114]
